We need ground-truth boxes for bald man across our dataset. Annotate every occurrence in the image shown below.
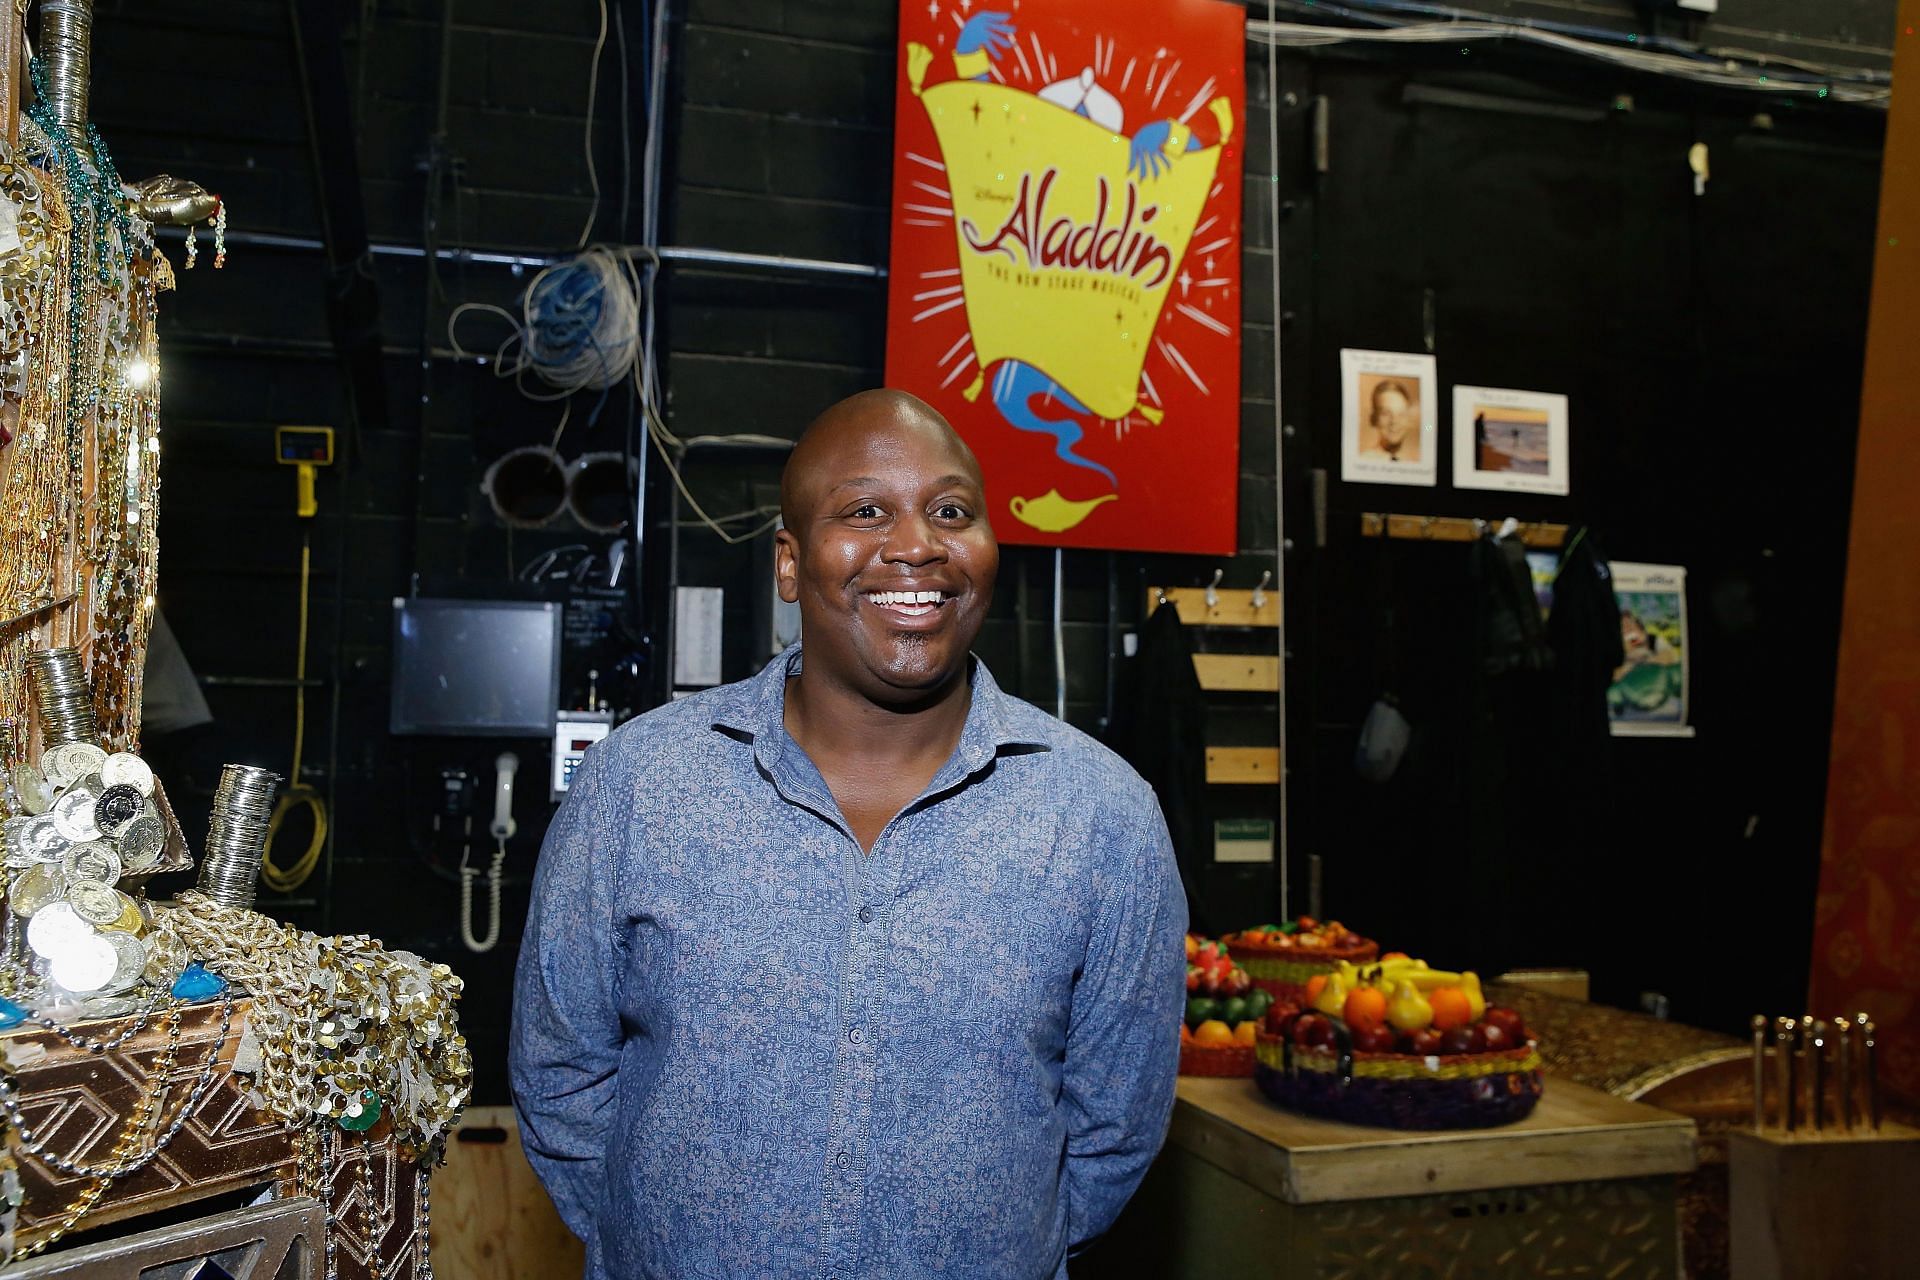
[511,390,1185,1279]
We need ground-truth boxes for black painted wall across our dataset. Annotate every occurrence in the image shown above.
[83,0,1897,1103]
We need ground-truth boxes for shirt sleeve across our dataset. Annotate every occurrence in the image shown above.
[509,740,627,1243]
[1060,793,1188,1250]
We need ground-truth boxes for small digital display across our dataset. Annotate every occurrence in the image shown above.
[390,599,561,738]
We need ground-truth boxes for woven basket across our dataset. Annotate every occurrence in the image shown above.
[1180,1040,1256,1077]
[1254,1032,1543,1129]
[1224,933,1380,1003]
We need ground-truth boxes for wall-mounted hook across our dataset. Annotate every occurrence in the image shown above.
[1251,569,1272,609]
[1205,568,1224,609]
[1156,587,1173,607]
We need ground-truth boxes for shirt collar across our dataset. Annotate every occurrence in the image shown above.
[711,643,1049,784]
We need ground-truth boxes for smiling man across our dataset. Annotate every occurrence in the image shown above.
[510,389,1185,1279]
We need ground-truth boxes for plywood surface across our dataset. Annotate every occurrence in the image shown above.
[1192,654,1281,692]
[1205,746,1280,783]
[1730,1127,1920,1280]
[1172,1076,1696,1204]
[432,1106,585,1280]
[1146,588,1279,628]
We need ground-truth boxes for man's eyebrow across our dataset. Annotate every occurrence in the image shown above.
[826,477,883,495]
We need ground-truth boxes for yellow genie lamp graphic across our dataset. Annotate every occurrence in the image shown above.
[906,22,1232,534]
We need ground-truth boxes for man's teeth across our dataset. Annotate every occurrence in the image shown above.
[867,590,944,606]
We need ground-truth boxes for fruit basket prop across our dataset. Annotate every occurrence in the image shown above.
[1179,935,1271,1077]
[1222,918,1379,1003]
[1253,956,1544,1129]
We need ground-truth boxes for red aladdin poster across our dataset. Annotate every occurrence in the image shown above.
[884,0,1246,554]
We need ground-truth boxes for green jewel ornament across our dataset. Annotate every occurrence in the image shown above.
[337,1089,383,1132]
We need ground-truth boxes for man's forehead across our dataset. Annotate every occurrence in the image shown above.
[794,417,976,490]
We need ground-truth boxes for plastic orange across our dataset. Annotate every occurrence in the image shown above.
[1343,985,1388,1033]
[1193,1019,1236,1048]
[1429,986,1473,1031]
[1180,1022,1193,1043]
[1233,1021,1259,1046]
[1304,974,1328,1005]
[1185,935,1200,960]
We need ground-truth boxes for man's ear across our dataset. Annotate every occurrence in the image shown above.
[774,527,800,604]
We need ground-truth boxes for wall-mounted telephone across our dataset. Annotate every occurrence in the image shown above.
[459,753,516,954]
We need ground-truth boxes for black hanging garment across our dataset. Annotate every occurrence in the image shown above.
[1546,528,1625,755]
[1107,601,1214,935]
[1463,532,1557,975]
[1541,527,1624,975]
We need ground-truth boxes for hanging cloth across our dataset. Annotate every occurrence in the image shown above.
[1108,600,1215,934]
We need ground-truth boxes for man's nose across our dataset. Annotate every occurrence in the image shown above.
[883,510,945,565]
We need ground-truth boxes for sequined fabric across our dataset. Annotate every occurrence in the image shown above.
[511,646,1185,1279]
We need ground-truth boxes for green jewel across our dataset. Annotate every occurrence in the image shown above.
[337,1089,383,1132]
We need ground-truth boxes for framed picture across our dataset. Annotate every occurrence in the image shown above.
[1340,349,1438,487]
[1453,386,1570,496]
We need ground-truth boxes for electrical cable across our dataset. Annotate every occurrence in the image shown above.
[447,244,653,446]
[638,389,786,544]
[1273,0,1892,84]
[1250,3,1890,105]
[577,0,612,247]
[456,817,506,954]
[450,3,786,549]
[260,532,328,894]
[615,0,633,238]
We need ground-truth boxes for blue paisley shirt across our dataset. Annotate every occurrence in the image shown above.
[510,645,1185,1279]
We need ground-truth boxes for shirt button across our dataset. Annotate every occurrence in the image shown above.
[857,907,873,924]
[849,1027,863,1044]
[837,1151,852,1167]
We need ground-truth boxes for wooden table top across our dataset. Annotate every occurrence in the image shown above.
[1171,1076,1697,1204]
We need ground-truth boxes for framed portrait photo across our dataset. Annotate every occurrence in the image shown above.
[1340,349,1438,487]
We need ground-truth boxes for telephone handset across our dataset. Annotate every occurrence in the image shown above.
[461,752,518,954]
[490,752,519,841]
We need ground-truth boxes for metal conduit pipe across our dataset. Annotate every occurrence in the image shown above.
[151,226,886,279]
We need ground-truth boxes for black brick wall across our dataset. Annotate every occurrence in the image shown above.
[87,0,1898,1101]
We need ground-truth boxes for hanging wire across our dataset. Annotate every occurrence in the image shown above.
[1250,2,1890,105]
[447,244,649,448]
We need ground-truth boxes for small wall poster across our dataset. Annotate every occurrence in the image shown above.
[1340,349,1438,487]
[1608,562,1694,738]
[1452,386,1570,497]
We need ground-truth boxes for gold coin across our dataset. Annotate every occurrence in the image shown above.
[109,898,146,934]
[9,864,63,917]
[66,878,128,927]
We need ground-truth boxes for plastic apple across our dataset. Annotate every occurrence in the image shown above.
[1483,1007,1526,1041]
[1352,1024,1399,1054]
[1265,1002,1301,1038]
[1439,1026,1477,1055]
[1406,1027,1444,1055]
[1479,1022,1513,1053]
[1292,1013,1336,1049]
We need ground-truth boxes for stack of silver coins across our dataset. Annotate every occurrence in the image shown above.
[27,647,98,748]
[196,764,282,910]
